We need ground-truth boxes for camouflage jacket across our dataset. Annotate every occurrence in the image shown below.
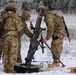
[44,11,66,40]
[3,11,22,37]
[18,10,33,39]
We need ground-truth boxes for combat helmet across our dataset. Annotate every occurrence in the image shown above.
[38,1,46,9]
[6,2,18,10]
[36,0,46,12]
[21,10,31,20]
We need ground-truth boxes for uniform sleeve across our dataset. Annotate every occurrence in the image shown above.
[44,14,54,40]
[24,22,33,38]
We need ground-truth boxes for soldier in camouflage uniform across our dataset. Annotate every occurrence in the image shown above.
[17,10,33,62]
[38,5,65,67]
[2,2,22,73]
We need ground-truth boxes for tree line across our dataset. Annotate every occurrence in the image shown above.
[1,0,76,13]
[22,0,76,13]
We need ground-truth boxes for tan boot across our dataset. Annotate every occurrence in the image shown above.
[48,60,60,68]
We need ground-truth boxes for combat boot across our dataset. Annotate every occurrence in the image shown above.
[48,60,60,68]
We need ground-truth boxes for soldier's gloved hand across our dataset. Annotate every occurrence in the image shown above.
[42,38,47,43]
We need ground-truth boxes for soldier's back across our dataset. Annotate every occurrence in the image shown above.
[4,11,22,37]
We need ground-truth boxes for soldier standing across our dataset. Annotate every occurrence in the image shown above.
[2,2,22,73]
[17,10,33,62]
[37,5,65,67]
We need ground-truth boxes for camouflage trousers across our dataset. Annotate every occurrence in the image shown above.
[3,35,19,71]
[0,38,3,59]
[51,37,64,60]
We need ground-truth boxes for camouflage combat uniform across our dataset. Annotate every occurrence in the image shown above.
[44,11,65,61]
[2,3,22,73]
[17,10,33,62]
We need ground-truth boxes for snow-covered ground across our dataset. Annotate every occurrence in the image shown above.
[0,11,76,75]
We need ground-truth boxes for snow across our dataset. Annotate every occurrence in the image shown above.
[0,11,76,75]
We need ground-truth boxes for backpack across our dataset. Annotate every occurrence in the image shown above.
[0,14,12,38]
